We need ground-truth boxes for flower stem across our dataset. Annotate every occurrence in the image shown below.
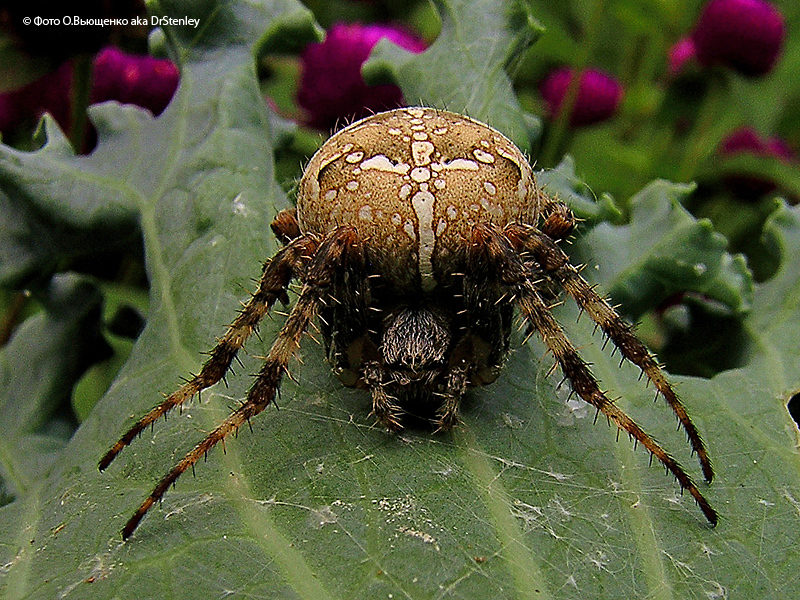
[539,0,608,167]
[68,53,93,153]
[675,73,725,182]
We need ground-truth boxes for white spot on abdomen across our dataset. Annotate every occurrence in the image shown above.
[411,167,431,182]
[361,154,410,174]
[403,219,416,240]
[412,141,434,165]
[518,178,528,202]
[346,151,364,163]
[473,148,495,163]
[358,205,373,221]
[411,189,436,291]
[439,158,479,171]
[480,197,504,218]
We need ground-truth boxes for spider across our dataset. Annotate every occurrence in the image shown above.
[99,107,716,539]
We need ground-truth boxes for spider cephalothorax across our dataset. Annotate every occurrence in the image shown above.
[100,107,717,539]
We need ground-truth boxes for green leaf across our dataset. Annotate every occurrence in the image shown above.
[0,114,142,287]
[0,274,107,502]
[538,156,624,224]
[574,179,754,319]
[2,1,800,599]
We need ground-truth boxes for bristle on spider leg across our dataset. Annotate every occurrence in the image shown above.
[548,363,561,380]
[522,329,537,346]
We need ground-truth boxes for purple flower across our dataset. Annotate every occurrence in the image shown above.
[720,127,794,161]
[691,0,785,76]
[91,47,180,116]
[297,22,426,131]
[539,67,624,127]
[0,47,179,146]
[668,37,698,76]
[718,127,796,196]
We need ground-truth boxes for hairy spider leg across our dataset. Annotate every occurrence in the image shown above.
[431,232,517,431]
[364,361,403,431]
[98,234,319,472]
[505,223,714,484]
[540,196,578,241]
[119,227,359,539]
[474,224,717,526]
[307,224,403,433]
[270,208,302,244]
[434,366,469,431]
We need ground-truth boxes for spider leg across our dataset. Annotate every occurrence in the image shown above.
[540,196,577,241]
[364,362,403,431]
[435,365,469,432]
[98,235,319,472]
[121,390,268,539]
[473,224,717,526]
[518,283,718,525]
[505,223,714,484]
[270,208,301,245]
[119,227,359,539]
[430,227,516,431]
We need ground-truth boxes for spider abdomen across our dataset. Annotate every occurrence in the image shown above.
[297,107,543,294]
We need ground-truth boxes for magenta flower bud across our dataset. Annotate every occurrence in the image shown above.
[297,22,426,131]
[718,126,796,197]
[765,137,796,162]
[539,67,624,127]
[0,47,179,143]
[719,127,794,160]
[91,47,180,117]
[668,37,698,76]
[691,0,785,76]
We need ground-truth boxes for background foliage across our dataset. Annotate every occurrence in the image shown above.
[1,0,799,598]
